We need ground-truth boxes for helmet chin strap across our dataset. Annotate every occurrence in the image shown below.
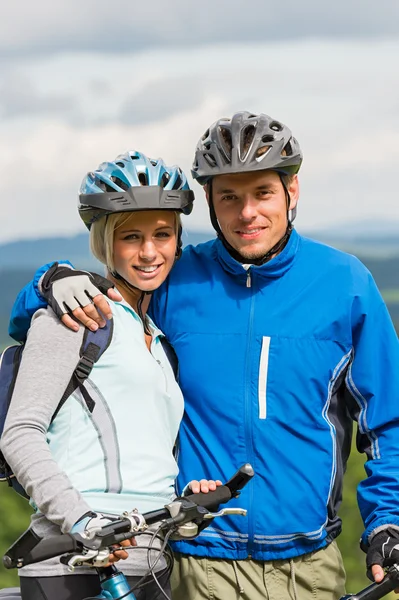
[208,176,293,266]
[108,270,153,334]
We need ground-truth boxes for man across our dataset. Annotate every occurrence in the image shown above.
[8,112,399,599]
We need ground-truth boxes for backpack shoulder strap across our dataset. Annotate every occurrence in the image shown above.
[0,344,27,494]
[51,319,114,422]
[0,344,24,438]
[160,337,179,380]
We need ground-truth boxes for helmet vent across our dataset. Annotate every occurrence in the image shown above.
[204,153,217,167]
[116,161,125,168]
[111,176,129,191]
[218,126,232,160]
[255,146,271,161]
[161,172,170,188]
[95,178,116,193]
[150,160,158,166]
[262,135,275,143]
[201,129,210,141]
[172,173,183,190]
[130,153,139,160]
[282,140,293,157]
[270,121,283,132]
[138,172,148,186]
[240,125,256,160]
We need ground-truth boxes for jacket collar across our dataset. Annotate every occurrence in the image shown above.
[214,228,300,281]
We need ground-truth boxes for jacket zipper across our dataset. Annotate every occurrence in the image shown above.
[244,267,255,557]
[246,270,251,288]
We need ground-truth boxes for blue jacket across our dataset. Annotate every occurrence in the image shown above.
[9,230,399,561]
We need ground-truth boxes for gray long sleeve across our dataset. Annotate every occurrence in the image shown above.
[1,308,91,533]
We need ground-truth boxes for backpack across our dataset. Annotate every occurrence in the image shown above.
[0,320,178,499]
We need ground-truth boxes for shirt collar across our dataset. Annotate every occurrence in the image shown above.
[214,228,300,281]
[112,297,164,340]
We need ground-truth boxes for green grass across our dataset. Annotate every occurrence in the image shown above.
[382,289,399,303]
[0,486,32,588]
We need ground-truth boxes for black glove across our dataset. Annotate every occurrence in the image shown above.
[366,527,399,580]
[41,262,114,319]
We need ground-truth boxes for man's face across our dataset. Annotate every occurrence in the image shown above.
[209,170,299,261]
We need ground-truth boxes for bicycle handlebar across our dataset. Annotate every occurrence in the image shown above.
[11,534,81,568]
[183,463,254,512]
[342,565,399,600]
[4,458,399,600]
[3,463,254,570]
[7,462,399,600]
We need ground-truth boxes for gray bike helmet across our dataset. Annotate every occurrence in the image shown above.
[192,111,302,185]
[79,150,194,229]
[192,112,302,264]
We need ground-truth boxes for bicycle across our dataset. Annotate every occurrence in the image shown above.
[2,464,399,600]
[341,565,399,600]
[1,464,254,600]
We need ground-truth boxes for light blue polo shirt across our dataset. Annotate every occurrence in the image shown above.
[47,298,184,515]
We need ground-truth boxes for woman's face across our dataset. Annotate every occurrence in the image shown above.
[113,210,178,293]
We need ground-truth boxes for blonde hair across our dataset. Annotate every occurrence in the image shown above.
[89,211,182,273]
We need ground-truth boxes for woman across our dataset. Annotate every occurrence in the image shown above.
[1,151,216,600]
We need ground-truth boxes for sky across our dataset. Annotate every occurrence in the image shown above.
[1,0,399,244]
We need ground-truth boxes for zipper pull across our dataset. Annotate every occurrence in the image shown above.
[246,270,251,288]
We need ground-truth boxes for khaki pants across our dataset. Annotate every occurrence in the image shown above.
[171,541,346,600]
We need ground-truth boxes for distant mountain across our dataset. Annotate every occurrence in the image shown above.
[0,234,95,270]
[312,218,399,239]
[0,229,215,347]
[1,220,399,271]
[0,226,398,348]
[0,230,215,271]
[302,219,399,257]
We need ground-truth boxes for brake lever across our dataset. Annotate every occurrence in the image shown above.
[171,507,247,540]
[62,548,111,571]
[203,508,247,519]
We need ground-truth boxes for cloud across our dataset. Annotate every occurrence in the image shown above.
[1,39,399,243]
[4,39,399,129]
[0,98,226,243]
[0,0,398,58]
[0,74,76,120]
[119,78,206,125]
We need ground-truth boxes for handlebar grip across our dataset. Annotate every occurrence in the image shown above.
[18,534,80,567]
[224,463,255,496]
[140,508,172,526]
[179,464,254,512]
[184,485,232,511]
